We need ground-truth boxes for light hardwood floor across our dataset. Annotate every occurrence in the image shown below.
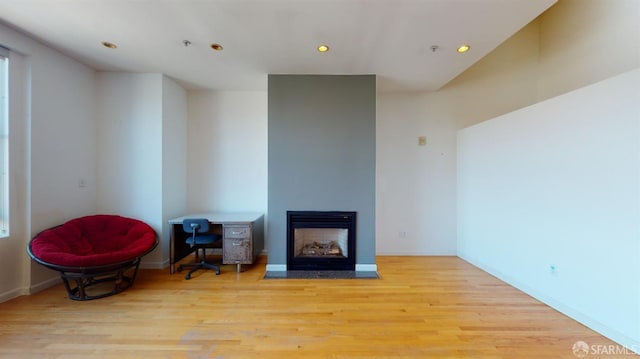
[0,256,627,358]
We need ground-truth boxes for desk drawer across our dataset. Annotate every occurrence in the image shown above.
[223,238,251,263]
[224,226,250,239]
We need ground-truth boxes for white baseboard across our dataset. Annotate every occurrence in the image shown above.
[0,287,28,304]
[29,276,62,294]
[356,264,378,272]
[457,251,640,354]
[0,275,63,303]
[266,264,287,272]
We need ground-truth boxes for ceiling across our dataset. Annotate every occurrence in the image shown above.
[0,0,557,92]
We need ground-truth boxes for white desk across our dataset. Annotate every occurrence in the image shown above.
[168,212,264,274]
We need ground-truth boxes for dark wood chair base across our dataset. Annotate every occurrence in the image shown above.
[57,258,143,301]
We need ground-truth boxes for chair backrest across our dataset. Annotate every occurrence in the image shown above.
[182,218,210,236]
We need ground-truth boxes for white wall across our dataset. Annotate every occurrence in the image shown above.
[96,73,164,265]
[30,49,97,230]
[376,92,457,255]
[457,69,640,350]
[0,22,98,301]
[187,91,267,214]
[96,73,163,220]
[161,76,188,265]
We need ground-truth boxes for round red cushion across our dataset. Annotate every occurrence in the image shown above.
[30,215,156,267]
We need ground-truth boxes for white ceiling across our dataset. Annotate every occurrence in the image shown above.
[0,0,556,92]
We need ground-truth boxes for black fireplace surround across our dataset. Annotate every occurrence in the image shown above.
[287,211,356,271]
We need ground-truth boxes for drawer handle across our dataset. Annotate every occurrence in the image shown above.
[231,231,242,235]
[232,242,242,246]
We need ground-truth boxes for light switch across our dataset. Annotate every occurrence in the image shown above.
[418,136,427,146]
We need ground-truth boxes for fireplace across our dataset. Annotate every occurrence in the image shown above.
[287,211,356,271]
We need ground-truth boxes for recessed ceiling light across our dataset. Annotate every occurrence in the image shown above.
[317,44,329,53]
[210,43,223,51]
[457,44,471,53]
[101,41,117,49]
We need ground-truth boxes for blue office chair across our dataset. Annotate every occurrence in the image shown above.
[178,218,222,279]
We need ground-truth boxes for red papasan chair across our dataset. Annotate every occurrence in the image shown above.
[28,214,158,300]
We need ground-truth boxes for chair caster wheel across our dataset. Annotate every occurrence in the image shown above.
[185,274,191,280]
[216,271,220,275]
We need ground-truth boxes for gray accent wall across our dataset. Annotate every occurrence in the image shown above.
[267,75,376,267]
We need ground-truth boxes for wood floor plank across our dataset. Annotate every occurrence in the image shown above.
[0,256,630,358]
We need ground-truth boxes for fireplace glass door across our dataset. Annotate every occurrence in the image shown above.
[293,228,349,259]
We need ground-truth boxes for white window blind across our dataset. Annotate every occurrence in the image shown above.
[0,45,8,237]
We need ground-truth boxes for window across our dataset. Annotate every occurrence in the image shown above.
[0,46,8,237]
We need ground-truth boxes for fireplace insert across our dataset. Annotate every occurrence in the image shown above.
[287,211,356,271]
